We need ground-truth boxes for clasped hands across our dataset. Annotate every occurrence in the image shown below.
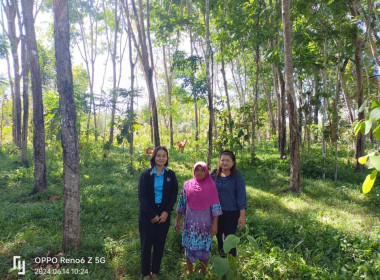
[151,211,168,224]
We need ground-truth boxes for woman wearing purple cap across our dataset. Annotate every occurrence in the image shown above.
[175,162,222,274]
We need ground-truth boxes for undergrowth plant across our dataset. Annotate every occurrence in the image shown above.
[211,227,259,279]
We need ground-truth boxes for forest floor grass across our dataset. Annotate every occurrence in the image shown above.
[0,142,379,279]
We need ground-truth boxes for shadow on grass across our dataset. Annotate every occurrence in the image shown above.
[240,188,379,279]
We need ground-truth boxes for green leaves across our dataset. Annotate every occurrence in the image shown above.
[211,233,258,278]
[210,256,229,276]
[354,101,380,194]
[368,155,380,170]
[247,235,260,251]
[369,107,380,123]
[223,234,240,254]
[358,100,367,113]
[373,124,380,140]
[363,170,377,194]
[354,121,365,136]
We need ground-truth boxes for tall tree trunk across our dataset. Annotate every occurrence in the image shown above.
[4,0,21,147]
[313,73,320,142]
[73,1,99,142]
[231,60,244,106]
[205,0,213,167]
[282,0,301,191]
[108,0,120,145]
[355,1,380,71]
[53,0,81,252]
[251,46,260,164]
[332,66,340,181]
[4,52,15,142]
[128,0,160,147]
[336,47,354,124]
[277,66,286,159]
[3,51,16,142]
[321,40,328,180]
[349,3,365,172]
[271,63,281,143]
[128,26,136,168]
[21,0,47,194]
[332,51,348,181]
[163,45,174,148]
[21,37,29,166]
[220,51,233,136]
[0,95,5,142]
[186,0,198,142]
[145,0,160,147]
[262,73,276,135]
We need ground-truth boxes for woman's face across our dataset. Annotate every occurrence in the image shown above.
[194,165,206,180]
[220,154,234,171]
[155,149,168,167]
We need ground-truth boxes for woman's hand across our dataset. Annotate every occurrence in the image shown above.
[158,211,168,224]
[175,213,183,233]
[211,223,218,236]
[238,215,245,230]
[175,221,181,233]
[151,215,159,224]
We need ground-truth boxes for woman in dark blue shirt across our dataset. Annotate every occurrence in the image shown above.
[138,146,178,279]
[212,150,247,257]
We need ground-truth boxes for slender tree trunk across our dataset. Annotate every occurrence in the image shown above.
[337,54,354,124]
[356,1,380,70]
[145,0,160,147]
[277,66,286,159]
[21,37,30,166]
[4,0,21,147]
[205,0,213,167]
[163,45,174,148]
[128,29,136,167]
[220,51,233,136]
[251,45,260,164]
[231,60,244,106]
[187,9,199,142]
[332,65,341,181]
[349,3,365,172]
[4,53,15,142]
[53,0,81,252]
[74,1,99,142]
[334,38,353,124]
[313,73,320,142]
[128,0,160,147]
[282,0,301,191]
[262,73,276,135]
[21,0,47,194]
[370,0,380,38]
[271,64,281,144]
[321,40,328,180]
[108,0,120,145]
[0,95,4,142]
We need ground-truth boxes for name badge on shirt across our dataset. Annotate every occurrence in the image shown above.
[167,177,171,182]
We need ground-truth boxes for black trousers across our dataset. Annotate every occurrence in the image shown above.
[139,207,170,276]
[216,210,240,257]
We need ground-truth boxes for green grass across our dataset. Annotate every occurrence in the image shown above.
[0,142,379,279]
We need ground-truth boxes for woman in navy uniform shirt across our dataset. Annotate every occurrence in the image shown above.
[138,146,178,279]
[212,150,247,257]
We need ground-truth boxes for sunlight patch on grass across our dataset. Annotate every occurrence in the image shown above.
[282,197,311,213]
